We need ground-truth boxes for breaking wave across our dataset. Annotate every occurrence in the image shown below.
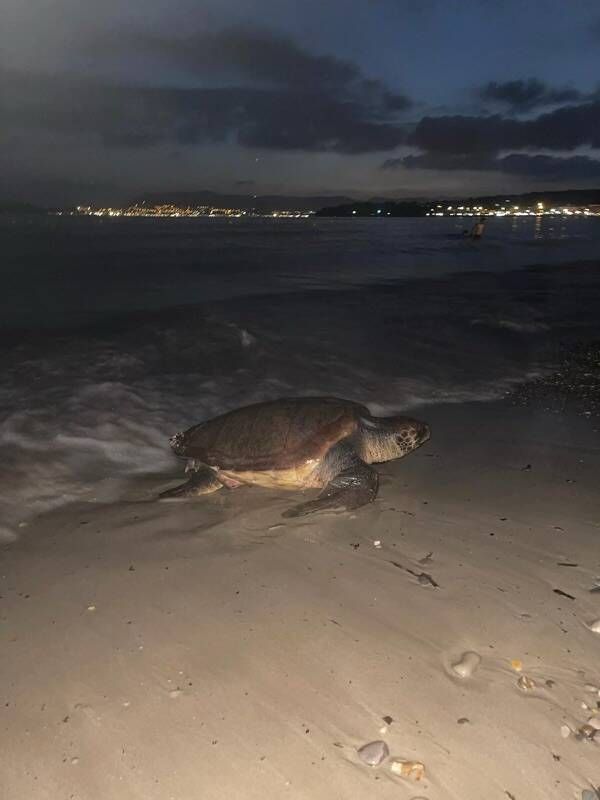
[2,215,600,540]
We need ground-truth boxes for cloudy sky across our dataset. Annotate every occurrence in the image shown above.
[3,0,600,204]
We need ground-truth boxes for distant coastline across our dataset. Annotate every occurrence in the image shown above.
[316,188,600,217]
[3,187,600,219]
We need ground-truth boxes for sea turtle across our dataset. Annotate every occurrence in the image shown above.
[160,396,430,517]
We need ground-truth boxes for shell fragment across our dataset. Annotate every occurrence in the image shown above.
[452,651,481,678]
[390,759,425,781]
[589,620,600,633]
[517,675,536,691]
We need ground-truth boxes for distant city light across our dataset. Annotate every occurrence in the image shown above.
[62,201,600,221]
[70,204,314,219]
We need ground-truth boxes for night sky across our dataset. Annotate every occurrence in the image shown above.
[3,0,600,205]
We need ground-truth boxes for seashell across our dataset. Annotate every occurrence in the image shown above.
[357,740,389,766]
[390,759,425,780]
[517,675,536,691]
[578,724,596,740]
[589,620,600,633]
[587,717,600,731]
[560,724,571,738]
[452,651,481,678]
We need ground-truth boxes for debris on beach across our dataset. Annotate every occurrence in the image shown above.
[577,724,597,740]
[357,740,389,766]
[379,715,394,734]
[417,572,439,588]
[390,759,425,780]
[553,588,575,600]
[517,675,536,691]
[588,619,600,633]
[510,659,523,672]
[451,651,481,678]
[389,560,439,588]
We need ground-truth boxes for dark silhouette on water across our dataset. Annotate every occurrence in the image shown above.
[469,216,486,239]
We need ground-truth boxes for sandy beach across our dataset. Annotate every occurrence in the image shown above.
[2,400,599,799]
[5,0,600,795]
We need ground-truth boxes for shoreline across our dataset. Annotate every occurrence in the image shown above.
[2,400,600,799]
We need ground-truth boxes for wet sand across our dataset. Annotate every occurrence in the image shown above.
[2,402,600,799]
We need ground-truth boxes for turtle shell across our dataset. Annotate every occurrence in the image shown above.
[173,396,367,471]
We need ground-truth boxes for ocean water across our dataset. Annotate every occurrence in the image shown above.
[2,213,600,538]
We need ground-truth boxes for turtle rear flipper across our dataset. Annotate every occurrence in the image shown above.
[159,464,223,501]
[283,460,378,518]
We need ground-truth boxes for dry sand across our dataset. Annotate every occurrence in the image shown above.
[2,401,600,800]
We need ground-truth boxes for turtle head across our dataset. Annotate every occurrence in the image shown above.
[360,415,430,463]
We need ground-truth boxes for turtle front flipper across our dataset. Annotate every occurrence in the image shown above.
[283,460,378,518]
[159,464,223,501]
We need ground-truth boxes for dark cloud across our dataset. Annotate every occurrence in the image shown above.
[3,70,407,154]
[1,27,411,157]
[90,26,411,114]
[383,153,492,171]
[478,79,581,111]
[499,153,600,179]
[102,27,394,90]
[384,151,600,180]
[409,101,600,155]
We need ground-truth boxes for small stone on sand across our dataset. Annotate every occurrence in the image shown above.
[579,724,596,739]
[357,740,389,766]
[588,619,600,633]
[452,651,481,678]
